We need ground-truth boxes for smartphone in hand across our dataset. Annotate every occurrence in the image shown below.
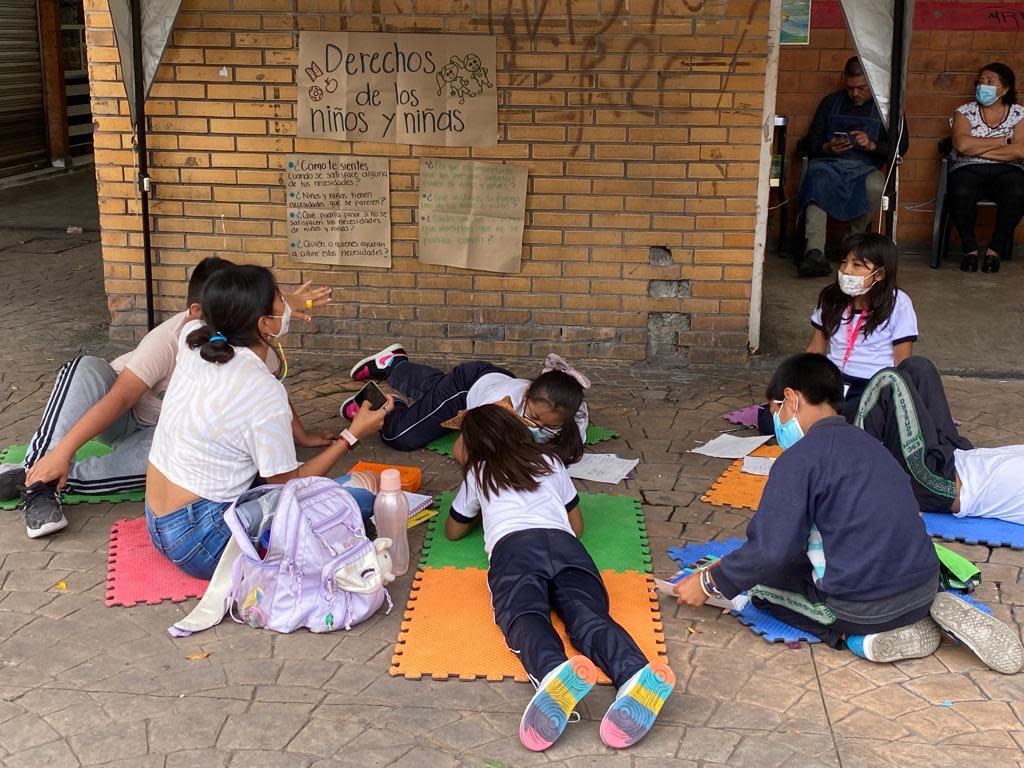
[352,381,388,411]
[832,131,850,142]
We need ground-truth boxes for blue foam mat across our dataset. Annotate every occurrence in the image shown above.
[923,512,1024,550]
[668,538,820,644]
[667,540,994,644]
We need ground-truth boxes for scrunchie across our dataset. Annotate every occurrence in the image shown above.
[542,353,591,390]
[210,333,228,343]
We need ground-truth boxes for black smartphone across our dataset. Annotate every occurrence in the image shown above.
[353,381,387,410]
[833,131,850,142]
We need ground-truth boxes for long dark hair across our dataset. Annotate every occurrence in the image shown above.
[816,233,900,341]
[980,62,1018,105]
[460,405,554,501]
[525,370,585,465]
[185,265,277,364]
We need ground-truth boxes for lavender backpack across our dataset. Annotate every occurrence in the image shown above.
[169,477,392,638]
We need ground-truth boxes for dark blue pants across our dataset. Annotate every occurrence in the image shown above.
[488,528,649,688]
[381,360,513,451]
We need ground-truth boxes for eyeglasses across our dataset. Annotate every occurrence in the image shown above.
[522,406,563,438]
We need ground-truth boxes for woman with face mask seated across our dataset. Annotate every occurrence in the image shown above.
[143,265,392,579]
[948,62,1024,274]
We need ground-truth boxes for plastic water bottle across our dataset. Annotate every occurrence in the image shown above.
[373,469,410,576]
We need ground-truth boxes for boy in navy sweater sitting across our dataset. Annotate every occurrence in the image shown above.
[675,354,1022,674]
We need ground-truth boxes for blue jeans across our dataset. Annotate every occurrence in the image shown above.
[145,498,232,580]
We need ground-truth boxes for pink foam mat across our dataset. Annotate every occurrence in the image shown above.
[106,516,209,607]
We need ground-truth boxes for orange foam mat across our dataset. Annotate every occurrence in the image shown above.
[390,566,666,683]
[701,444,784,511]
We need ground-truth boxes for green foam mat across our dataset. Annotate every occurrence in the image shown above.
[0,442,145,510]
[419,491,650,573]
[426,423,619,457]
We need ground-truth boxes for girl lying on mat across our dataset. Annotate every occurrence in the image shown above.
[343,343,590,465]
[144,265,391,579]
[855,355,1024,525]
[443,401,675,752]
[675,353,1023,675]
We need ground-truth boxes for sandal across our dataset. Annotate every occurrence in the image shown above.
[960,253,978,272]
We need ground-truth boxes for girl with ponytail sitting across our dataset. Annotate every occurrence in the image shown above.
[144,265,390,579]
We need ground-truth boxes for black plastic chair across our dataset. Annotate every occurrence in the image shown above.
[930,137,1010,268]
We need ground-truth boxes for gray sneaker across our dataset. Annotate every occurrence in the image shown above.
[23,481,67,538]
[854,617,941,663]
[0,463,26,501]
[930,591,1024,674]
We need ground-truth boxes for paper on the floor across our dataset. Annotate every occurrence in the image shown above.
[567,453,639,484]
[652,577,749,611]
[741,456,776,476]
[690,433,773,459]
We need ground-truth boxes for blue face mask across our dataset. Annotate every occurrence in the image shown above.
[976,84,999,107]
[772,399,805,450]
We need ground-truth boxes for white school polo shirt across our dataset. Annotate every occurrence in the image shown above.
[466,372,589,442]
[451,456,580,556]
[954,446,1024,525]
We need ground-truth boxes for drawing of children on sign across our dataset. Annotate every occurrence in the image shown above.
[436,61,473,103]
[454,53,493,94]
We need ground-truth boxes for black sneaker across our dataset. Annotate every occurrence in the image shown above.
[981,254,1000,273]
[350,343,407,382]
[797,249,831,277]
[0,463,26,501]
[23,481,67,538]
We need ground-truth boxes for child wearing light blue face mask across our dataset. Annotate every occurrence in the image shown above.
[678,353,1023,674]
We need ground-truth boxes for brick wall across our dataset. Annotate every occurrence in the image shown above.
[776,0,1024,250]
[85,0,771,365]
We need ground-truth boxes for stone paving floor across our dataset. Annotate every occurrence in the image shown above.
[1,234,1024,767]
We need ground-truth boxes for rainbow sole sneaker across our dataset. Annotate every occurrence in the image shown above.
[599,662,676,749]
[519,655,598,752]
[350,343,407,381]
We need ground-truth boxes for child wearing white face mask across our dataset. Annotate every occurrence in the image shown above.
[144,266,392,579]
[805,232,918,422]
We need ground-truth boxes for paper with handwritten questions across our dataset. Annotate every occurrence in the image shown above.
[417,158,528,273]
[286,154,391,267]
[297,32,497,147]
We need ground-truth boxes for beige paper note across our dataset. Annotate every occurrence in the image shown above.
[417,158,528,274]
[297,32,497,148]
[287,154,392,268]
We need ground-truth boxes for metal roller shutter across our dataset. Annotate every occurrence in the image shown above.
[0,0,47,175]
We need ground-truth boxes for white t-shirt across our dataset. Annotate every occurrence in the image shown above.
[148,320,299,503]
[950,101,1024,170]
[110,310,280,426]
[954,446,1024,525]
[451,455,580,556]
[466,372,589,442]
[810,289,918,380]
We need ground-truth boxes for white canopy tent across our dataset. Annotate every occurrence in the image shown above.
[107,0,183,329]
[839,0,914,235]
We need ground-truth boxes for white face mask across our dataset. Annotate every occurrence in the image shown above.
[837,268,879,297]
[266,300,291,339]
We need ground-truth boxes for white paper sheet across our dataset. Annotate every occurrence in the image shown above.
[741,456,776,476]
[567,453,639,484]
[689,433,774,459]
[652,578,749,611]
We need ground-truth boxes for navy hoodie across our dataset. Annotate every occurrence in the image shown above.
[714,417,938,602]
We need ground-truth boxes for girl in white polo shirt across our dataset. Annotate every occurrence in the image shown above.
[445,403,675,753]
[807,232,918,421]
[145,265,389,579]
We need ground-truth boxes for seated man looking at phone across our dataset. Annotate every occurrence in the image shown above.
[797,56,909,277]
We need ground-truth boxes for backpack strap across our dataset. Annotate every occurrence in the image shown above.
[168,536,242,637]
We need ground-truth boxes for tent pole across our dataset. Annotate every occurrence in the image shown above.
[130,0,155,330]
[884,0,905,237]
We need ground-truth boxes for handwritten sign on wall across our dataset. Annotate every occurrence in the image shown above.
[286,154,392,268]
[417,158,528,273]
[297,32,497,148]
